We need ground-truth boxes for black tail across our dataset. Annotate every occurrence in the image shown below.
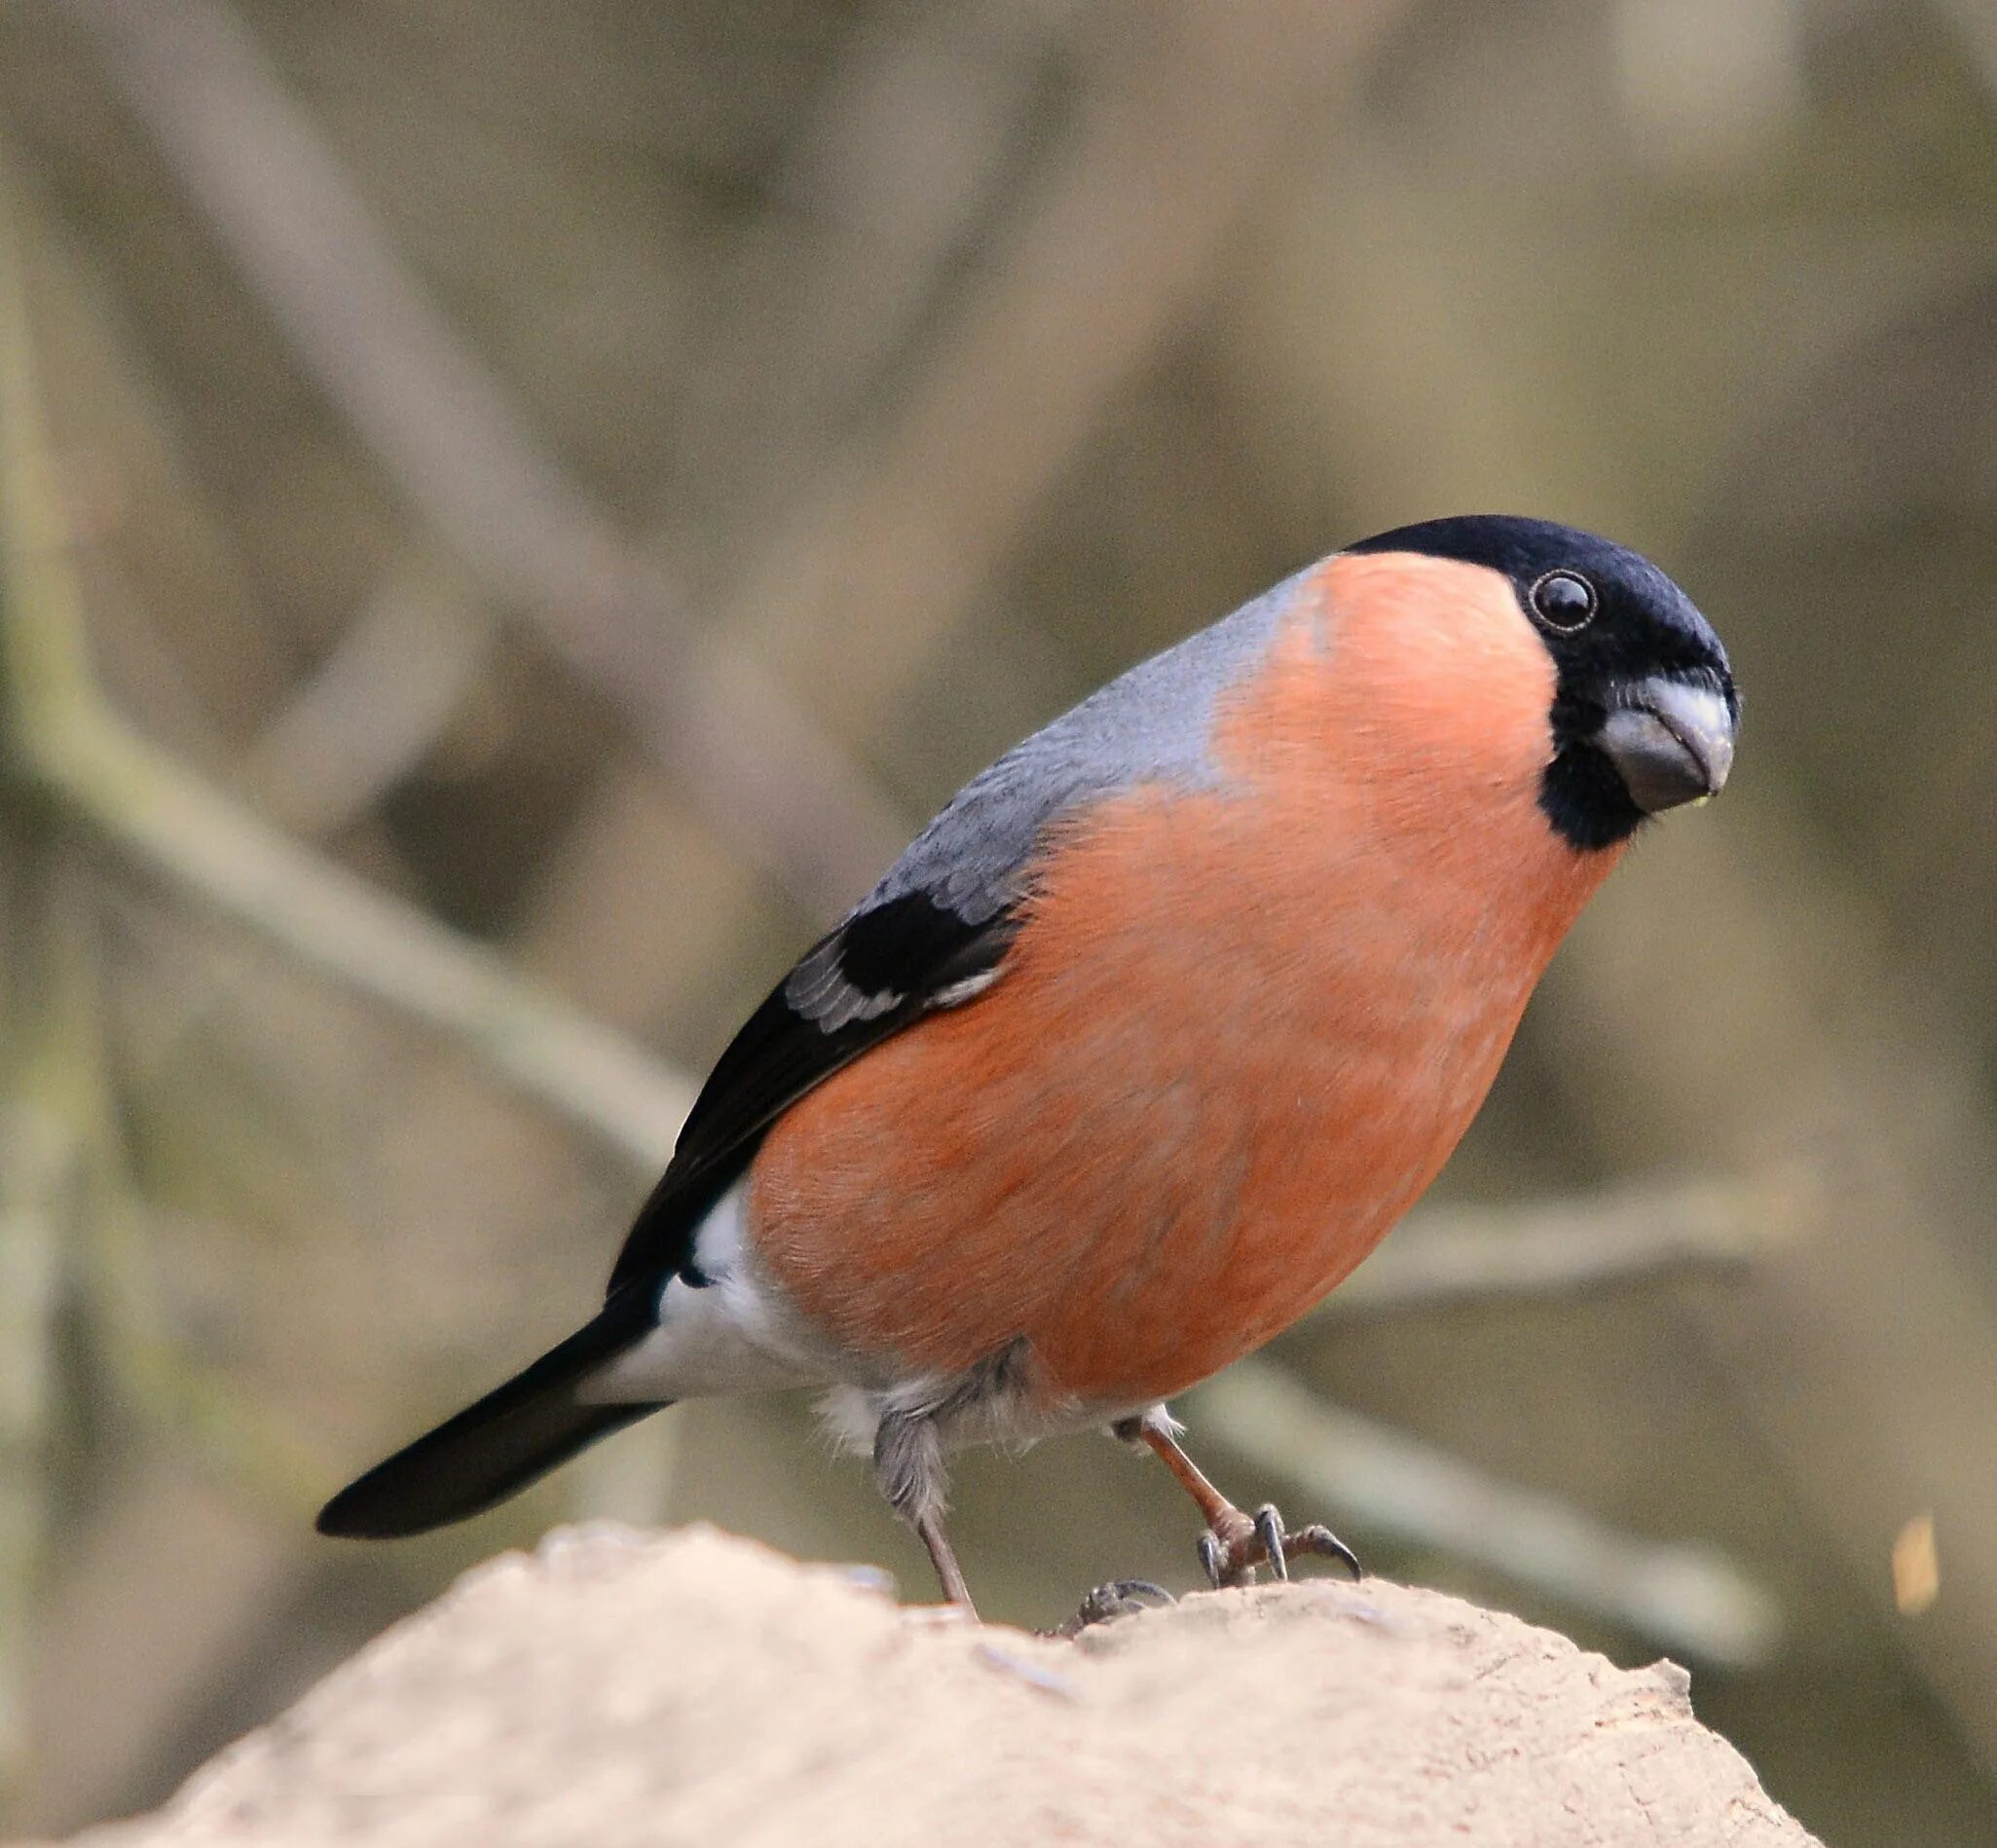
[316,1291,667,1539]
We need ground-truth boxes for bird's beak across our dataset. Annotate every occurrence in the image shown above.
[1597,677,1736,813]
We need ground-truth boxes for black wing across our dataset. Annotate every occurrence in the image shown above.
[605,890,1019,1295]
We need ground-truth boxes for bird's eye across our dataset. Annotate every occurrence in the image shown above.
[1530,570,1597,633]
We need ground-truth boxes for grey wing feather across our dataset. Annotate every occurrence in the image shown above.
[867,565,1303,927]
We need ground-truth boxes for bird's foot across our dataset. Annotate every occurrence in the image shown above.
[1046,1577,1176,1640]
[1195,1502,1362,1590]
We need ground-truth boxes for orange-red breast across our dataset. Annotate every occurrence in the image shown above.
[319,515,1738,1619]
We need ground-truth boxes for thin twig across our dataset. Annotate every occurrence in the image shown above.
[240,561,498,837]
[1189,1362,1781,1666]
[38,711,692,1174]
[64,0,907,919]
[1321,1168,1817,1318]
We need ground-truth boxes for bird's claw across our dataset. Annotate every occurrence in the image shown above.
[1253,1504,1290,1581]
[1048,1577,1176,1640]
[1196,1530,1224,1587]
[1285,1521,1363,1579]
[1197,1502,1361,1589]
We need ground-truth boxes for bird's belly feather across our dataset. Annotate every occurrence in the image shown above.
[747,761,1607,1414]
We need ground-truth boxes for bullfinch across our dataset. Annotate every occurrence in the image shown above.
[318,515,1739,1620]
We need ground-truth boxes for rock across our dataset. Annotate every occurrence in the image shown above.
[62,1524,1818,1848]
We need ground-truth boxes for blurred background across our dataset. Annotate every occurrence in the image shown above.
[0,0,1991,1840]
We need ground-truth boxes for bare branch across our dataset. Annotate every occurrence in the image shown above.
[240,563,498,837]
[41,718,693,1175]
[1320,1168,1817,1318]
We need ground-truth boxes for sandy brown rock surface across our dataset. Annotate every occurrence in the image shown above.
[56,1525,1816,1847]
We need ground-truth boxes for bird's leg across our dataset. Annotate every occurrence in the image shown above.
[874,1404,979,1617]
[913,1507,977,1612]
[1117,1405,1361,1589]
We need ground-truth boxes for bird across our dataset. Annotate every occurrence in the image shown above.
[317,514,1738,1624]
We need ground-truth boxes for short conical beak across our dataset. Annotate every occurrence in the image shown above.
[1598,678,1736,813]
